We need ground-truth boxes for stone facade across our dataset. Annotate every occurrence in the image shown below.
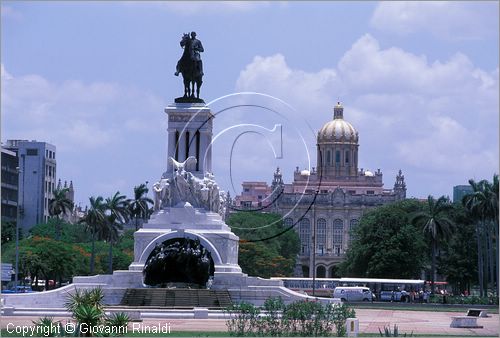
[235,103,407,278]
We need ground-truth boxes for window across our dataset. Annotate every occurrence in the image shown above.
[241,201,252,208]
[367,190,375,195]
[284,218,293,228]
[316,219,326,254]
[258,195,262,199]
[299,218,311,254]
[348,190,356,194]
[335,151,340,163]
[345,151,349,163]
[326,150,331,164]
[26,149,38,156]
[349,219,359,243]
[333,219,343,244]
[244,188,250,192]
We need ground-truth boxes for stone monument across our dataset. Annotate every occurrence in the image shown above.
[1,34,336,311]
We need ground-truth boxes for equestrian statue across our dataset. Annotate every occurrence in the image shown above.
[174,31,204,103]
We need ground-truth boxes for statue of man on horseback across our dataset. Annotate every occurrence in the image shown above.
[174,31,204,103]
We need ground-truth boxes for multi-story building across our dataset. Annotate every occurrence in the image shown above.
[1,147,19,223]
[234,103,407,278]
[5,140,57,232]
[234,182,272,209]
[453,185,473,204]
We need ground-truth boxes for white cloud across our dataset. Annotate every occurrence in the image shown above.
[234,35,499,198]
[370,1,498,40]
[1,64,165,203]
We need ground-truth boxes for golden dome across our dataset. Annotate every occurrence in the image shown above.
[317,103,358,144]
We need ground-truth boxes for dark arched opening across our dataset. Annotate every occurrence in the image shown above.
[302,265,310,278]
[316,265,326,278]
[329,265,340,278]
[143,237,215,288]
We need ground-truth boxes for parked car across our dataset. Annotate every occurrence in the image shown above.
[379,290,409,302]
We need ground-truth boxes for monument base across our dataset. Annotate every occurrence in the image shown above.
[174,96,205,104]
[1,204,337,309]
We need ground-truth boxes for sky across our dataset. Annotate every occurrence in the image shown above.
[2,1,499,207]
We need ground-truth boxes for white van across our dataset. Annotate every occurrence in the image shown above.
[333,286,373,302]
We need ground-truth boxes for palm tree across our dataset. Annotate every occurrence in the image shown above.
[79,196,105,275]
[103,192,130,274]
[411,195,454,294]
[463,176,499,297]
[128,183,154,231]
[48,187,74,240]
[489,175,499,296]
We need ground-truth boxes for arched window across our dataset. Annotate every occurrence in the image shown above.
[333,219,343,245]
[316,219,326,254]
[316,265,326,278]
[326,150,331,165]
[299,218,311,255]
[335,151,341,164]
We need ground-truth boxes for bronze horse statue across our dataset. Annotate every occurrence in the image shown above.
[176,33,203,100]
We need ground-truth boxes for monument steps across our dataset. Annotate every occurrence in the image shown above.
[120,288,232,308]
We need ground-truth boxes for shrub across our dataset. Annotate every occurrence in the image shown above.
[224,297,355,337]
[379,324,413,337]
[33,287,130,337]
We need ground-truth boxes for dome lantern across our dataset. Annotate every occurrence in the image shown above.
[333,102,343,119]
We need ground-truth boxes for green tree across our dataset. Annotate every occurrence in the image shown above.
[438,204,477,295]
[79,196,106,274]
[48,187,74,240]
[30,219,92,243]
[411,195,454,294]
[227,212,300,278]
[463,176,499,297]
[128,183,154,231]
[1,220,18,244]
[103,192,130,274]
[339,199,426,278]
[2,236,85,289]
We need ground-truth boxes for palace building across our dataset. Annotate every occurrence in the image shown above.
[234,102,407,278]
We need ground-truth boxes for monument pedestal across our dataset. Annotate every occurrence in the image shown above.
[129,202,242,276]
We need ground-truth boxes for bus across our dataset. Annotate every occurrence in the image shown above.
[271,277,427,301]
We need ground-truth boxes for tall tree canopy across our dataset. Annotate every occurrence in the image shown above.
[411,195,454,294]
[48,187,74,240]
[339,199,427,278]
[227,212,300,278]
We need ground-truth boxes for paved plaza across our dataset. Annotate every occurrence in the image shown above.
[1,308,498,336]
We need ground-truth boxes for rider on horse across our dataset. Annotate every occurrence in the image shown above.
[175,32,204,77]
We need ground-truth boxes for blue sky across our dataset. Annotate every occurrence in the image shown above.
[2,1,498,207]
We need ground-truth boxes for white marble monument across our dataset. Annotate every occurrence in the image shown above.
[1,102,335,311]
